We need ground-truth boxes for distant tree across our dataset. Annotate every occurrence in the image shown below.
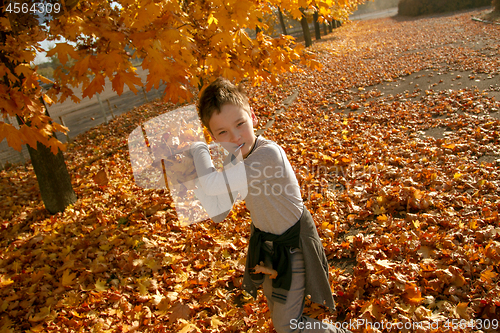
[493,0,499,12]
[278,7,288,35]
[313,11,321,40]
[299,0,366,47]
[300,9,313,47]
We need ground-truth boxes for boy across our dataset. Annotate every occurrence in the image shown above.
[189,78,349,333]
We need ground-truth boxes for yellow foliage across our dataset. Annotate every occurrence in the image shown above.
[0,0,365,152]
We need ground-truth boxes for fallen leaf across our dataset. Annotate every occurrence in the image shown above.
[253,261,278,279]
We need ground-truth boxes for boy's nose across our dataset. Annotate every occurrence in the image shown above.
[229,130,241,143]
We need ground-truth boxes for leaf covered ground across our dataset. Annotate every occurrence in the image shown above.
[1,8,500,333]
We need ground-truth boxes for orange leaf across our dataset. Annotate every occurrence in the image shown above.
[93,170,109,187]
[0,274,14,287]
[42,93,54,105]
[0,122,26,151]
[47,137,67,154]
[74,54,92,78]
[112,71,142,95]
[168,302,192,324]
[454,302,470,320]
[46,42,80,65]
[61,269,77,287]
[99,51,124,77]
[481,268,498,283]
[37,74,54,85]
[253,261,278,279]
[19,125,45,149]
[404,283,424,305]
[82,73,106,99]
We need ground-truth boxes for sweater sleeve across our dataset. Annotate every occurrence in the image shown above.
[190,142,248,196]
[189,142,246,222]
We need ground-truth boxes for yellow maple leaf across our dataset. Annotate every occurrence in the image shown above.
[95,279,107,292]
[210,315,223,328]
[28,307,51,322]
[30,324,45,332]
[137,280,148,295]
[480,268,498,283]
[253,261,278,279]
[0,275,14,288]
[31,270,45,284]
[360,299,382,320]
[178,322,200,333]
[453,302,470,320]
[151,290,165,306]
[61,269,77,287]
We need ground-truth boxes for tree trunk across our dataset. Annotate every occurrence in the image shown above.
[27,141,77,214]
[300,10,312,47]
[323,23,328,35]
[328,21,333,32]
[313,11,321,40]
[1,16,77,215]
[256,17,263,35]
[278,8,287,35]
[493,0,500,12]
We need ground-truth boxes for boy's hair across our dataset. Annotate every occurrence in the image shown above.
[198,77,250,133]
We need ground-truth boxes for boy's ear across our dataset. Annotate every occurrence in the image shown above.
[250,108,258,126]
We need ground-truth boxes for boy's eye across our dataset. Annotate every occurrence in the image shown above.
[237,122,245,127]
[218,131,226,135]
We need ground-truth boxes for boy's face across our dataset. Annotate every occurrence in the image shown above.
[208,103,258,158]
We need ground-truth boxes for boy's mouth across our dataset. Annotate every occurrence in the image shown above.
[235,143,245,151]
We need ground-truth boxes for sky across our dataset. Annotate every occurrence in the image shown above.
[34,40,54,64]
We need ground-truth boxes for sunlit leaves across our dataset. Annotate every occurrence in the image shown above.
[1,6,500,333]
[0,123,26,151]
[111,70,142,96]
[1,0,354,152]
[46,43,80,65]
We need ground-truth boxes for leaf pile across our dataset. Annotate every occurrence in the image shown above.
[1,8,500,333]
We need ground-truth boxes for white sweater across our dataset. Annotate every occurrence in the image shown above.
[190,136,303,235]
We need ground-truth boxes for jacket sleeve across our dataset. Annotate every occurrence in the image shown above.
[300,209,336,311]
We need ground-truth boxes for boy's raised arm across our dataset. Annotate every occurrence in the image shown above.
[190,142,248,196]
[188,142,247,223]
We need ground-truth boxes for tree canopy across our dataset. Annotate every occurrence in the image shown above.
[1,0,365,154]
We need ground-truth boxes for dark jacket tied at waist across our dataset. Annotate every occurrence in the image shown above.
[247,215,300,292]
[242,208,336,311]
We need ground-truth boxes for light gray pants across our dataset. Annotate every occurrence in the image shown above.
[262,246,351,333]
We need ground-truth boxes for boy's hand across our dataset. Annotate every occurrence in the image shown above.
[163,153,197,186]
[252,261,278,279]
